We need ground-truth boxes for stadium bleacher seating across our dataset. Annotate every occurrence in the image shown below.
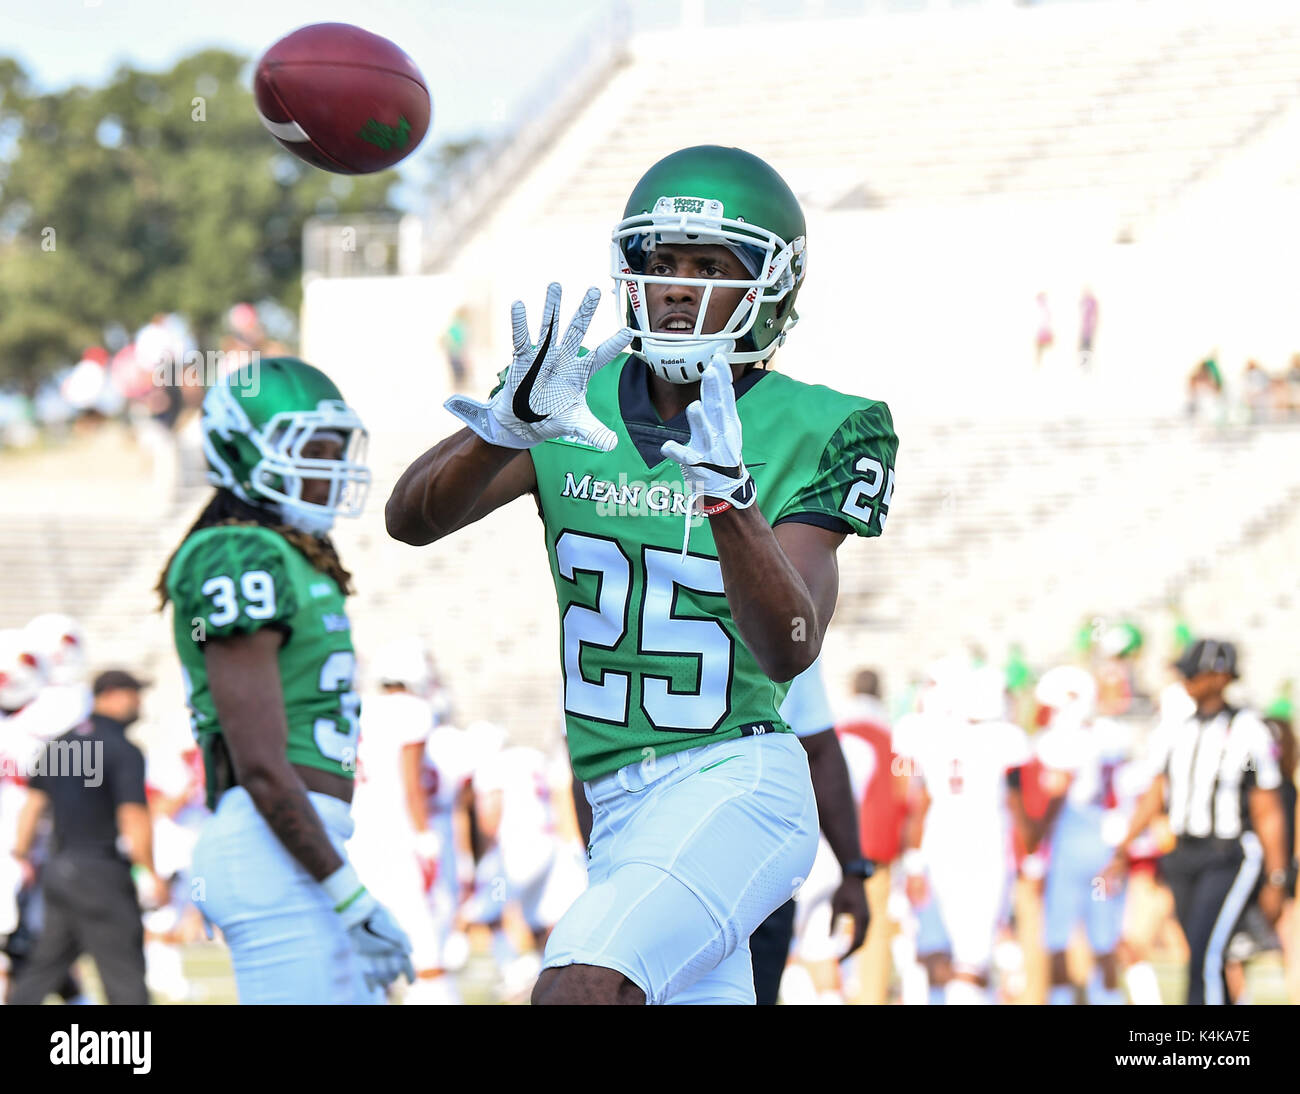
[7,0,1300,746]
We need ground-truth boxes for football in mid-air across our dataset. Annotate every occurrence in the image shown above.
[254,22,431,174]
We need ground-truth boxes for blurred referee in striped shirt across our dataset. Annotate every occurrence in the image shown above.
[1110,639,1290,1005]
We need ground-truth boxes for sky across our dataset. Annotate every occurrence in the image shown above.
[0,0,1119,141]
[0,0,622,142]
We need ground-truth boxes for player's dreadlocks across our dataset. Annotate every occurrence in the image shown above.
[155,488,353,608]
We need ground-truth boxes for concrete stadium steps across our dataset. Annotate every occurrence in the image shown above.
[510,4,1300,231]
[835,419,1300,697]
[0,515,174,628]
[1177,473,1300,694]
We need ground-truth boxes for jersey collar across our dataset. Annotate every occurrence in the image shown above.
[617,358,769,469]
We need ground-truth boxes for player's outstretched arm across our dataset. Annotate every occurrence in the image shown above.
[1106,773,1167,881]
[661,355,844,680]
[388,283,630,546]
[801,728,871,956]
[386,428,536,546]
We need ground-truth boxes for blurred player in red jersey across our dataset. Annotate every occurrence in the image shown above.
[837,668,907,1004]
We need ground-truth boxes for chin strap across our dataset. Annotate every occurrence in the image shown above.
[276,502,334,538]
[642,337,736,385]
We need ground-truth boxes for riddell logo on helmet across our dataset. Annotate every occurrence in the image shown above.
[622,266,642,311]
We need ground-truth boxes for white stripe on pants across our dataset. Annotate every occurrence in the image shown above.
[1203,831,1263,1006]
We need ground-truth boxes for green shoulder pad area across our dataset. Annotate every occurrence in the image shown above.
[773,395,898,539]
[167,525,301,643]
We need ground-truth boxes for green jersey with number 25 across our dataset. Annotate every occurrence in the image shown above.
[530,354,897,782]
[166,525,360,802]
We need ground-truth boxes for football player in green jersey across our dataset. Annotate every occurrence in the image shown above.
[157,357,414,1003]
[389,146,898,1004]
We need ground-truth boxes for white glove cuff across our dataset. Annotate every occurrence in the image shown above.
[443,395,534,450]
[321,861,366,913]
[902,849,926,877]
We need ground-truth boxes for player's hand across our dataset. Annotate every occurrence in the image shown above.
[341,893,416,993]
[1102,849,1129,889]
[660,353,756,512]
[132,866,168,911]
[444,283,631,451]
[325,864,416,993]
[831,876,870,958]
[1259,880,1285,925]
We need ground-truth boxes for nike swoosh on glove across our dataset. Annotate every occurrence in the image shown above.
[659,352,757,557]
[444,282,632,451]
[325,864,416,994]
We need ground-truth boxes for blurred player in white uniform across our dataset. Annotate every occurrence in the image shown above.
[898,661,1032,1004]
[466,732,588,997]
[421,720,476,973]
[1110,755,1170,1005]
[141,734,207,1000]
[22,615,92,738]
[894,656,964,1004]
[1,626,99,1002]
[347,638,459,1004]
[1,632,49,976]
[1032,665,1130,1005]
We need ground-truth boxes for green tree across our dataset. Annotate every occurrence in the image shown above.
[0,50,398,388]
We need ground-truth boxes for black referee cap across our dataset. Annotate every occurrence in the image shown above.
[92,669,151,695]
[1174,638,1239,680]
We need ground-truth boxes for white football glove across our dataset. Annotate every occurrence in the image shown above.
[323,863,416,994]
[660,353,757,556]
[444,282,632,451]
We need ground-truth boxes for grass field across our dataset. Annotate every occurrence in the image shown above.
[60,944,1291,1006]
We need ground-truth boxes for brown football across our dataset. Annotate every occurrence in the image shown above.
[254,22,431,174]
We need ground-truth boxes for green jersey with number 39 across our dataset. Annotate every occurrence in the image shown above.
[166,525,360,804]
[530,354,897,781]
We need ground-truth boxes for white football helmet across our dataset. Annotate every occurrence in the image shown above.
[23,613,88,686]
[0,629,47,713]
[917,654,971,718]
[370,636,434,697]
[1035,665,1098,728]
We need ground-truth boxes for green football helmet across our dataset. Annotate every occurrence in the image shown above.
[611,145,807,383]
[201,357,371,536]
